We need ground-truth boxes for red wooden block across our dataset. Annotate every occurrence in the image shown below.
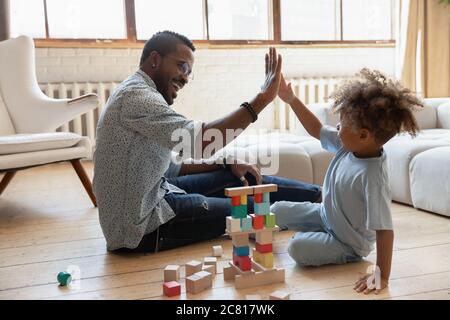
[231,196,241,206]
[233,252,239,266]
[250,214,264,230]
[256,242,273,254]
[163,281,181,297]
[254,193,263,203]
[237,256,252,271]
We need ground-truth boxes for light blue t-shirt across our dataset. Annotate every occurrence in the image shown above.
[319,126,393,257]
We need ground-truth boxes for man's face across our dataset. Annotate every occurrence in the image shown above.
[153,44,194,105]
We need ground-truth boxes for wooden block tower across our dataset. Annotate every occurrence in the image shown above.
[224,184,285,289]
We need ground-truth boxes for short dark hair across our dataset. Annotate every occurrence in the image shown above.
[139,30,196,67]
[330,68,424,144]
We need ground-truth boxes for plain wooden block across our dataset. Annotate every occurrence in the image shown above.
[186,271,213,294]
[185,260,202,277]
[223,265,238,281]
[232,234,250,247]
[234,268,285,289]
[269,290,290,300]
[226,216,241,233]
[202,264,216,275]
[164,265,180,282]
[253,184,278,193]
[255,229,273,244]
[212,245,223,257]
[225,186,254,197]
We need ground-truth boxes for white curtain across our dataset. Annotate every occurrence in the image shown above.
[395,0,450,98]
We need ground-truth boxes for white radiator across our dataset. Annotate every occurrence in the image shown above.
[274,77,349,134]
[39,82,120,143]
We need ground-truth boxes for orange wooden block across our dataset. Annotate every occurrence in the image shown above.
[250,214,264,230]
[254,193,263,203]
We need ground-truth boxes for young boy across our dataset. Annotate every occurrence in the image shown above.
[271,69,423,294]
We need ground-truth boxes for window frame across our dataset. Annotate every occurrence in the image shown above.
[27,0,395,48]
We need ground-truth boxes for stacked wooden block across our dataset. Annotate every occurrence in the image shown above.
[225,184,278,271]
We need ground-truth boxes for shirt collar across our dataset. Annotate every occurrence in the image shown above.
[136,69,157,89]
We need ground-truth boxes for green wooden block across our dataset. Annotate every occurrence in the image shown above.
[265,213,276,228]
[231,205,247,218]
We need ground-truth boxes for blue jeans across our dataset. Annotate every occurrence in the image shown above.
[128,169,321,253]
[271,201,361,266]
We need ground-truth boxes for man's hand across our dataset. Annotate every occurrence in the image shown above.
[354,273,389,295]
[230,162,262,186]
[258,47,283,105]
[278,74,296,104]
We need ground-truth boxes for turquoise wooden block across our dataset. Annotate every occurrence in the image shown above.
[263,192,270,203]
[254,202,270,215]
[233,245,250,257]
[241,216,252,231]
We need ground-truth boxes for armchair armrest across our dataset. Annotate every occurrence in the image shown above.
[68,93,98,105]
[437,101,450,129]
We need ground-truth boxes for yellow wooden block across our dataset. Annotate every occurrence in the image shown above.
[254,251,273,269]
[240,195,248,205]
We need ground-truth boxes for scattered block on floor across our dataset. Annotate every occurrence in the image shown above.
[204,257,218,274]
[232,234,250,247]
[223,265,238,281]
[186,271,213,294]
[234,268,285,289]
[202,264,216,275]
[269,290,290,300]
[246,294,262,300]
[185,260,202,277]
[163,281,181,297]
[164,265,180,282]
[212,245,223,257]
[226,216,241,233]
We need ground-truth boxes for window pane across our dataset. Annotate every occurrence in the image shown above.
[208,0,269,40]
[135,0,204,41]
[10,0,46,38]
[343,0,393,40]
[281,0,339,41]
[46,0,126,39]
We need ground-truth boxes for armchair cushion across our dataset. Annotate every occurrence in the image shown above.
[0,94,15,135]
[0,132,82,155]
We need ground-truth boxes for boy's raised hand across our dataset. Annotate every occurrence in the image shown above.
[278,74,296,104]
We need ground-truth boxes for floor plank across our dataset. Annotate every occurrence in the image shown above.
[1,162,449,300]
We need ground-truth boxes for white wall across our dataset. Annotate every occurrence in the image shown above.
[35,46,395,131]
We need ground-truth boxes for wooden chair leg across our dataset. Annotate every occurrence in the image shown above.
[0,171,17,196]
[70,159,97,207]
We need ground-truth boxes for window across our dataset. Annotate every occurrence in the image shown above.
[10,0,395,46]
[342,0,393,40]
[10,0,46,38]
[46,0,126,39]
[207,0,270,40]
[281,0,340,41]
[135,0,204,41]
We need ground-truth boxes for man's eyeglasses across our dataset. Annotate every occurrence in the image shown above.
[163,55,194,81]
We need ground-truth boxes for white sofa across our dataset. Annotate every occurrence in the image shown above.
[229,98,450,217]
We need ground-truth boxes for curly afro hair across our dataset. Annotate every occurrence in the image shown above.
[330,68,424,144]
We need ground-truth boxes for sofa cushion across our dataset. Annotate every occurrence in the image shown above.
[410,147,450,217]
[0,132,82,155]
[0,93,15,135]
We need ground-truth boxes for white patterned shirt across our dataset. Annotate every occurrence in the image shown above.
[93,69,202,250]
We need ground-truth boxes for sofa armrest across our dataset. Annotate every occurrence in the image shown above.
[437,102,450,129]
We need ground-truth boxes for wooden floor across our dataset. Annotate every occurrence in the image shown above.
[1,162,450,300]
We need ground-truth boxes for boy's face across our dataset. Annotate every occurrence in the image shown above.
[337,114,375,154]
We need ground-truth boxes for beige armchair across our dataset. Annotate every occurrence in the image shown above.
[0,36,98,206]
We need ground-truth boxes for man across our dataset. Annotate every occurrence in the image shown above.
[93,31,321,253]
